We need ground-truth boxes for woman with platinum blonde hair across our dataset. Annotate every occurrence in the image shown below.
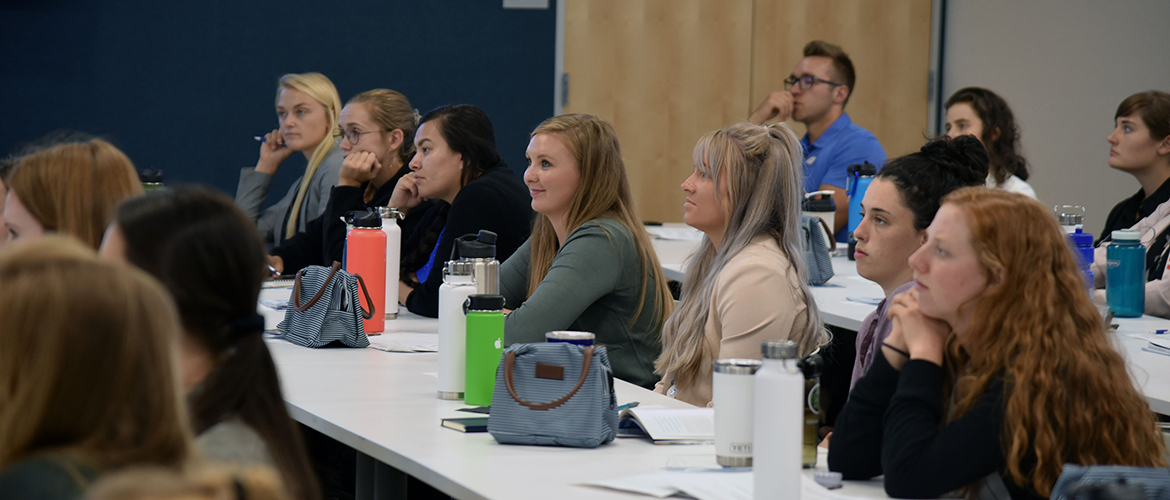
[654,122,828,406]
[237,72,344,245]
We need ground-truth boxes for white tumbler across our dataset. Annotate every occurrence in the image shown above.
[753,341,803,500]
[437,261,476,400]
[379,207,404,319]
[713,359,762,466]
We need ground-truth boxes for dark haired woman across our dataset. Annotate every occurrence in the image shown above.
[99,187,320,500]
[393,104,533,317]
[944,87,1035,198]
[1090,90,1170,317]
[848,135,988,388]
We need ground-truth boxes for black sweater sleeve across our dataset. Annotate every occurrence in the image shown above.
[828,349,901,479]
[404,169,533,317]
[879,360,1006,498]
[831,353,1008,499]
[270,184,367,274]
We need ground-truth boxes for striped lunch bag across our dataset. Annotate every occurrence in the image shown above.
[487,343,618,448]
[278,262,374,348]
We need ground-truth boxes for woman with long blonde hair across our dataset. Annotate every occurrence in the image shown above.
[236,72,343,245]
[0,237,193,498]
[653,122,827,406]
[3,136,143,249]
[829,188,1166,499]
[499,113,672,389]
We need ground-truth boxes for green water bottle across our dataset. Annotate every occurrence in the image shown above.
[464,294,504,406]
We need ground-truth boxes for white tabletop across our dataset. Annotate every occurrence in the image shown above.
[261,296,887,500]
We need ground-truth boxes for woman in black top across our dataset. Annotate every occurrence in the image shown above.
[393,104,533,317]
[829,188,1165,499]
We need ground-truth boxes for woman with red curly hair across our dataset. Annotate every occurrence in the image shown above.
[828,187,1165,499]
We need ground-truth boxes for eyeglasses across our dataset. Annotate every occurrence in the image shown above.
[335,128,386,145]
[783,75,843,91]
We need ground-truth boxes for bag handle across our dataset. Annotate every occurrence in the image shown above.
[813,217,837,252]
[353,274,376,320]
[504,346,594,411]
[292,262,343,312]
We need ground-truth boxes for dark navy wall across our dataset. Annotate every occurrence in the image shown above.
[0,0,555,205]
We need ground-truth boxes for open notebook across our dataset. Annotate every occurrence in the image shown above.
[618,407,714,444]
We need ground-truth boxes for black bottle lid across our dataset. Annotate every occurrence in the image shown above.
[452,230,498,260]
[464,294,505,312]
[346,208,382,228]
[846,161,878,176]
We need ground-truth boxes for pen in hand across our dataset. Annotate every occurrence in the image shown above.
[254,136,287,147]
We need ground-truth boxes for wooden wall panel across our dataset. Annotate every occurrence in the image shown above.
[563,0,754,223]
[750,0,934,159]
[565,0,932,222]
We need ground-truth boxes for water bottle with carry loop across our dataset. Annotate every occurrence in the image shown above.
[1106,230,1145,318]
[379,207,405,319]
[846,162,878,259]
[451,230,499,295]
[1055,205,1095,290]
[437,261,476,400]
[344,209,385,334]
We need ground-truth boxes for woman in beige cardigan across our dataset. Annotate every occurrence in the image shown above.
[654,122,829,406]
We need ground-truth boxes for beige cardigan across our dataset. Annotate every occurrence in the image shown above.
[655,236,810,407]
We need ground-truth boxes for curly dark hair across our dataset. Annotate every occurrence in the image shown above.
[876,135,989,231]
[945,87,1029,184]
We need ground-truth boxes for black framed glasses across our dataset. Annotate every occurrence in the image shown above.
[783,75,843,91]
[335,128,386,145]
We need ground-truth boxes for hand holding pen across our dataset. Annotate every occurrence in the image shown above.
[254,129,293,175]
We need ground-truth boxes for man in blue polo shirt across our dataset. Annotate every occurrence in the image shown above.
[750,40,886,242]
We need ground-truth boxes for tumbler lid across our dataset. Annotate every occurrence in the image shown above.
[761,340,798,359]
[1113,230,1140,241]
[465,294,505,312]
[346,208,382,228]
[713,358,762,375]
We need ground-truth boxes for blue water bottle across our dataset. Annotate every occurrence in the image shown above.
[1106,230,1145,318]
[846,162,877,258]
[1056,206,1094,290]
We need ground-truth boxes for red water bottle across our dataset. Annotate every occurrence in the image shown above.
[345,209,386,334]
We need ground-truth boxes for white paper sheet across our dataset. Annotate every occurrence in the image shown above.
[367,332,439,353]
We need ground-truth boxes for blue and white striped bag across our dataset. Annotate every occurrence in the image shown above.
[487,343,618,448]
[277,262,374,348]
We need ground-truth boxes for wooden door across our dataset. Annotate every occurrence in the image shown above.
[564,0,933,223]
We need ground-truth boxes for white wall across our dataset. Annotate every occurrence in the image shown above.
[942,0,1170,235]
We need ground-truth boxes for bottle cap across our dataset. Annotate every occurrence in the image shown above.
[452,230,498,260]
[797,352,825,379]
[346,208,382,228]
[761,340,798,359]
[137,168,163,183]
[445,260,474,277]
[1113,230,1140,241]
[465,294,505,312]
[1054,205,1085,226]
[846,162,877,176]
[378,207,405,220]
[713,358,762,375]
[801,196,836,213]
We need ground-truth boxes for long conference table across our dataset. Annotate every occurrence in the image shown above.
[262,230,1170,500]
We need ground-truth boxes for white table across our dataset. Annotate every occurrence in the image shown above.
[649,235,1170,414]
[262,295,887,500]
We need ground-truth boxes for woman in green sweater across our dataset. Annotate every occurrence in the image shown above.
[499,114,673,389]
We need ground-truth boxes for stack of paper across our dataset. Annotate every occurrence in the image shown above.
[583,471,865,500]
[1143,338,1170,357]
